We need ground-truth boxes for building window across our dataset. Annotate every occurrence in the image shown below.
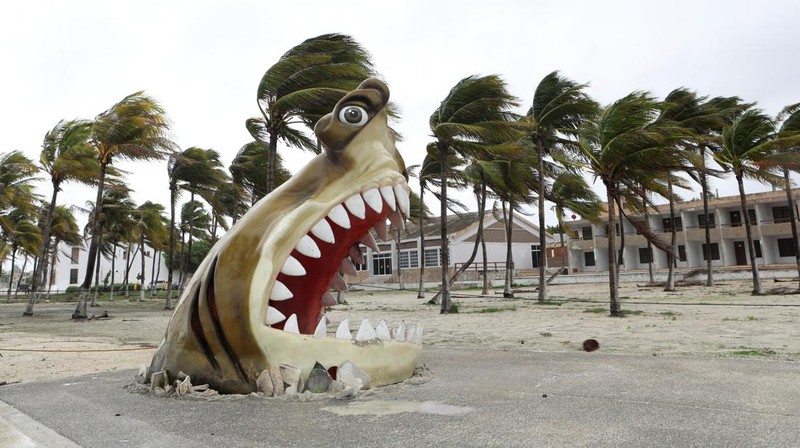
[773,206,793,224]
[70,247,80,264]
[372,253,392,275]
[531,244,541,268]
[754,240,762,258]
[584,252,595,267]
[354,260,368,271]
[424,248,441,267]
[398,250,419,269]
[581,226,592,240]
[778,238,797,257]
[698,213,716,229]
[678,245,687,262]
[69,268,79,284]
[638,247,652,264]
[702,243,720,261]
[747,209,757,224]
[662,217,683,232]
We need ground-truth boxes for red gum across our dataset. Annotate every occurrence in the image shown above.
[271,198,391,334]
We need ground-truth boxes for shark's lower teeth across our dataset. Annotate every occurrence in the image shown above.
[266,180,414,340]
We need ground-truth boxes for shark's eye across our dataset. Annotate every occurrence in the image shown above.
[338,105,368,126]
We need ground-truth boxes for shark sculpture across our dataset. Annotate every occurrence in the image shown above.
[148,78,421,394]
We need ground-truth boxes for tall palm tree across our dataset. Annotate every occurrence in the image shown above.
[250,33,377,194]
[429,75,520,313]
[177,200,211,284]
[548,169,603,273]
[135,201,167,302]
[41,205,82,297]
[4,210,41,301]
[0,151,40,225]
[775,103,800,289]
[521,71,598,303]
[74,92,174,319]
[577,91,693,316]
[230,141,292,207]
[97,187,137,303]
[715,109,800,294]
[27,119,97,313]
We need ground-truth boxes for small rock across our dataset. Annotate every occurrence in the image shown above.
[201,388,218,398]
[305,362,332,393]
[582,339,600,352]
[280,364,302,395]
[150,371,167,390]
[269,366,284,396]
[176,376,193,396]
[256,370,274,396]
[192,384,209,392]
[338,361,371,390]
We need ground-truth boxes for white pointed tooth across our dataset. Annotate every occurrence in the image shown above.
[280,255,306,276]
[413,323,423,344]
[373,219,389,241]
[310,219,335,244]
[393,184,409,217]
[321,292,337,306]
[395,322,406,342]
[360,233,380,252]
[270,281,293,301]
[406,324,416,343]
[356,318,377,341]
[340,258,358,276]
[376,320,391,340]
[379,185,396,211]
[327,204,351,229]
[362,188,383,214]
[388,209,405,232]
[348,245,364,264]
[344,194,366,219]
[295,235,321,259]
[330,274,348,291]
[266,306,286,325]
[313,317,327,338]
[336,319,352,340]
[284,314,300,334]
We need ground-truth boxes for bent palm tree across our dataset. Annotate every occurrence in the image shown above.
[74,92,174,319]
[775,103,800,289]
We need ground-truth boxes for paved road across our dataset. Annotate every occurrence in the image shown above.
[1,348,799,447]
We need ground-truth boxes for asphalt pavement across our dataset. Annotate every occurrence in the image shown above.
[1,348,799,447]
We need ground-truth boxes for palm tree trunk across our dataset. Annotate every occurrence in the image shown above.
[438,143,451,313]
[140,233,146,302]
[642,192,654,284]
[184,192,196,281]
[178,230,186,285]
[536,140,547,303]
[396,227,404,290]
[6,247,17,302]
[110,243,117,302]
[47,241,58,295]
[782,169,800,290]
[700,147,714,286]
[149,247,157,298]
[74,163,108,319]
[27,186,59,314]
[91,233,103,305]
[446,184,488,288]
[665,178,677,291]
[607,185,621,316]
[417,183,426,299]
[481,222,489,295]
[267,131,278,194]
[166,186,177,309]
[736,173,762,295]
[16,255,29,296]
[503,200,515,298]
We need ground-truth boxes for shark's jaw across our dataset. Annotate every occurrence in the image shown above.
[149,79,421,394]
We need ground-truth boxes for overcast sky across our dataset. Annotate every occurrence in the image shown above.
[3,0,799,229]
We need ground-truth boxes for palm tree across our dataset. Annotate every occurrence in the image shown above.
[41,205,82,297]
[775,103,800,289]
[74,92,174,319]
[27,119,97,313]
[548,169,603,274]
[97,187,137,303]
[250,33,377,194]
[521,71,598,303]
[577,91,693,316]
[715,109,800,294]
[177,200,211,284]
[4,210,41,301]
[230,141,292,207]
[135,201,167,302]
[0,151,40,225]
[429,75,520,313]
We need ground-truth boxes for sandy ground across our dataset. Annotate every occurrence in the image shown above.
[1,279,799,385]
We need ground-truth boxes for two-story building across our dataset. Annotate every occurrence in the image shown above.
[566,190,799,273]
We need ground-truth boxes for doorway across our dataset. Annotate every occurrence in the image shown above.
[734,241,747,265]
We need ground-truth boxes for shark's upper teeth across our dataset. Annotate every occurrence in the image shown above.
[344,194,366,219]
[362,188,383,214]
[327,204,351,229]
[336,319,351,340]
[379,185,396,211]
[270,280,293,301]
[280,255,306,276]
[310,219,335,244]
[266,306,286,325]
[356,318,377,341]
[295,235,321,259]
[284,314,300,334]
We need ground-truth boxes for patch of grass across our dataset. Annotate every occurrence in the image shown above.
[745,315,763,321]
[583,307,607,314]
[622,309,644,316]
[468,306,517,314]
[534,301,563,306]
[731,348,776,357]
[722,317,739,322]
[658,311,680,317]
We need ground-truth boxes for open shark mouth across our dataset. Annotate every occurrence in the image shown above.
[148,78,421,394]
